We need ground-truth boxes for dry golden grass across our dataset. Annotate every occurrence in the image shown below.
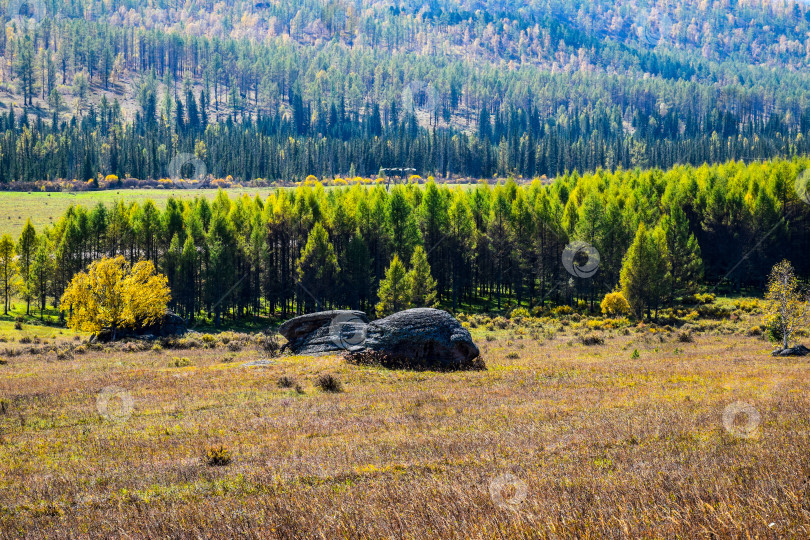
[0,320,808,538]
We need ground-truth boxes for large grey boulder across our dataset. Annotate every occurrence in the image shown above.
[350,308,482,370]
[278,310,369,355]
[278,308,482,370]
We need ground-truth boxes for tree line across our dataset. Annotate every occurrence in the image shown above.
[2,158,809,323]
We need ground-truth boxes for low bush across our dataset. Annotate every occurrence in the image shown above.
[55,348,74,361]
[492,317,510,329]
[580,334,605,346]
[277,375,296,388]
[677,331,694,343]
[734,299,761,313]
[204,445,232,467]
[746,325,763,337]
[682,293,716,305]
[552,305,573,316]
[697,304,733,319]
[509,307,530,320]
[256,334,281,357]
[169,357,192,368]
[316,374,343,393]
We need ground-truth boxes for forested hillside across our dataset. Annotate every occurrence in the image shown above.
[3,0,810,183]
[8,159,809,323]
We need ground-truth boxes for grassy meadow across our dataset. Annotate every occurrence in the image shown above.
[0,188,280,237]
[0,304,808,538]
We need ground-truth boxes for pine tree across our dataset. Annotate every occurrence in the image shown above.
[407,246,438,308]
[14,37,36,107]
[376,255,409,317]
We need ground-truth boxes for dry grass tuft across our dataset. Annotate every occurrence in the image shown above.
[315,373,343,393]
[204,445,232,467]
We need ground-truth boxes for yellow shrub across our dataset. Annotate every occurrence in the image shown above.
[510,307,530,319]
[601,292,631,317]
[552,305,573,316]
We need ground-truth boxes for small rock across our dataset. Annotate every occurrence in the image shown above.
[771,344,810,357]
[241,359,276,368]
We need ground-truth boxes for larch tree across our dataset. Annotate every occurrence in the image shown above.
[296,223,339,310]
[619,223,670,319]
[387,187,421,263]
[407,246,438,308]
[447,190,475,310]
[0,235,20,315]
[376,255,409,317]
[29,242,53,320]
[660,206,702,302]
[16,219,38,315]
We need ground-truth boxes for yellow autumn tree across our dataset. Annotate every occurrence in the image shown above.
[763,260,809,351]
[60,256,171,339]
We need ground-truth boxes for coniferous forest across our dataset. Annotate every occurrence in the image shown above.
[3,0,810,183]
[8,159,809,324]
